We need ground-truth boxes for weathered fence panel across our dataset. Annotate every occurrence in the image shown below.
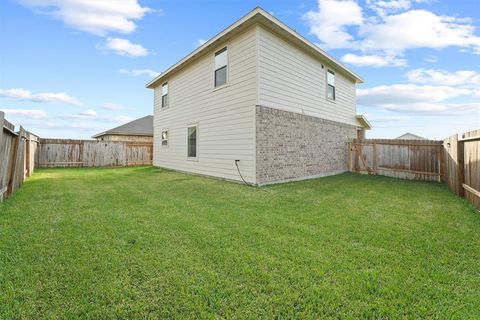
[83,141,127,167]
[126,143,154,166]
[10,127,26,195]
[38,139,153,168]
[26,132,39,177]
[444,134,464,196]
[0,112,40,202]
[460,130,480,209]
[0,113,15,201]
[349,139,444,182]
[38,139,82,167]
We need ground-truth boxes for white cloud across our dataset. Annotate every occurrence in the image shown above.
[358,84,470,105]
[60,110,96,120]
[341,53,406,67]
[112,115,133,123]
[381,102,480,114]
[367,114,410,122]
[357,83,478,115]
[305,1,480,67]
[304,0,363,49]
[424,55,438,63]
[59,110,132,123]
[0,88,82,106]
[18,0,152,36]
[405,68,480,87]
[1,108,47,119]
[79,109,97,117]
[118,69,160,78]
[197,38,207,46]
[101,38,149,56]
[102,103,125,111]
[359,10,480,53]
[366,0,418,16]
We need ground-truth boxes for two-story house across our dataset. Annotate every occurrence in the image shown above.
[146,7,371,185]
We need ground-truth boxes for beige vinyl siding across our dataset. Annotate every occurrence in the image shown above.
[257,25,357,126]
[153,26,257,183]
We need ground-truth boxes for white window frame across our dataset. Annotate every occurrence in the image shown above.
[187,124,198,160]
[161,82,169,108]
[326,70,335,101]
[161,130,168,146]
[213,47,228,88]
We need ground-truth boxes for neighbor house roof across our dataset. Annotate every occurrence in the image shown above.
[396,133,426,140]
[146,7,363,89]
[92,115,153,138]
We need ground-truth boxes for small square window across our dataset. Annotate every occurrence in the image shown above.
[161,130,168,146]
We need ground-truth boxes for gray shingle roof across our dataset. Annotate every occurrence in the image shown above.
[92,115,153,138]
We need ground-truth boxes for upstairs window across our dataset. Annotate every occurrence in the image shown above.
[214,47,228,87]
[187,126,197,158]
[161,130,168,146]
[162,82,169,108]
[327,70,335,101]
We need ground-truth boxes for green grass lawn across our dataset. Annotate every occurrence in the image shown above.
[1,167,479,319]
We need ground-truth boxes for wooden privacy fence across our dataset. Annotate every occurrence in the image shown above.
[1,111,153,202]
[0,111,39,202]
[38,139,153,167]
[444,129,480,209]
[348,139,444,182]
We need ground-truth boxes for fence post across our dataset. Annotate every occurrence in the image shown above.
[25,134,31,177]
[0,112,4,201]
[0,112,4,152]
[354,139,360,173]
[347,141,352,171]
[6,132,19,198]
[125,141,128,167]
[458,139,465,197]
[10,127,26,195]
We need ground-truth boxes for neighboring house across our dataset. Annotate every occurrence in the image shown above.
[146,7,371,185]
[396,133,426,140]
[92,115,153,143]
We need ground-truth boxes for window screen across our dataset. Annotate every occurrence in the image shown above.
[187,126,197,158]
[162,82,169,108]
[327,70,335,100]
[214,48,227,87]
[161,130,168,146]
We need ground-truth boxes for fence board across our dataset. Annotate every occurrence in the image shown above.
[0,116,19,201]
[38,139,153,168]
[444,134,464,196]
[83,141,127,167]
[349,139,444,182]
[461,129,480,209]
[0,113,39,202]
[126,143,153,166]
[10,127,26,195]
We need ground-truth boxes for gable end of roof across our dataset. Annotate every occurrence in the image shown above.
[146,7,362,89]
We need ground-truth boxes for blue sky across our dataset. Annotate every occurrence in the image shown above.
[0,0,479,139]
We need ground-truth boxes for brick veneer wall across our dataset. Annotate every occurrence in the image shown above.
[256,105,357,185]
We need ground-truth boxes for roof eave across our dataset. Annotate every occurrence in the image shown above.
[146,8,263,89]
[92,132,153,138]
[146,7,363,89]
[356,115,372,130]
